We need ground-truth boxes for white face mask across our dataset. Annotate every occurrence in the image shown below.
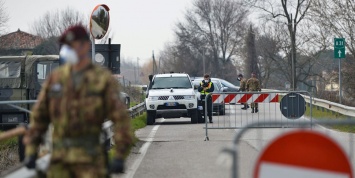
[204,79,209,83]
[59,45,78,65]
[237,77,241,81]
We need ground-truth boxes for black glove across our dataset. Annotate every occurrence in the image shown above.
[24,154,37,169]
[110,159,125,173]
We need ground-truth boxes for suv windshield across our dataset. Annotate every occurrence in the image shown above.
[37,62,59,84]
[0,61,21,78]
[151,77,192,89]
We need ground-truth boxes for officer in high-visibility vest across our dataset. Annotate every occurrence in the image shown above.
[198,74,215,123]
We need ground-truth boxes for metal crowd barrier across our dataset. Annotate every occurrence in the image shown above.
[204,91,312,141]
[222,120,355,178]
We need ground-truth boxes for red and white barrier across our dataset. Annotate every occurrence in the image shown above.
[212,93,279,104]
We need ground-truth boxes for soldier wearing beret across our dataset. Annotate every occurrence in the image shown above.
[23,25,132,178]
[246,72,261,113]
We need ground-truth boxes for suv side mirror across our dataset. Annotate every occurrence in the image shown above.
[194,85,199,90]
[222,87,229,92]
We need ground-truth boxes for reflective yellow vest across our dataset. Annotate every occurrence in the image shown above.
[200,81,212,95]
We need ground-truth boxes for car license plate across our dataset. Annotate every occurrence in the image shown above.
[8,117,18,123]
[165,102,177,106]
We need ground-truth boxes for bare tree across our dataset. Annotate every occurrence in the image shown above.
[311,0,355,102]
[0,0,9,35]
[247,0,312,89]
[31,7,87,38]
[160,0,247,80]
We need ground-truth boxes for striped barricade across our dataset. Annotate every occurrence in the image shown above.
[212,93,279,104]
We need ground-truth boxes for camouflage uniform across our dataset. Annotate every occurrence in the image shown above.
[246,77,261,110]
[239,78,247,92]
[25,63,132,178]
[239,78,248,108]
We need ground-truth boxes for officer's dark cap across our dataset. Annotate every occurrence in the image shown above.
[59,25,90,45]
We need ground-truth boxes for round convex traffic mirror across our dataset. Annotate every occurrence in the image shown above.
[90,4,110,39]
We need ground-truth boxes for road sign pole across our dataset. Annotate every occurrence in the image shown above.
[339,58,342,104]
[91,36,95,61]
[334,38,345,104]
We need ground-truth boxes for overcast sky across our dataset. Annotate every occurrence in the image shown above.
[3,0,192,63]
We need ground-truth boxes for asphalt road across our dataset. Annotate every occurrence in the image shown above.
[115,104,355,178]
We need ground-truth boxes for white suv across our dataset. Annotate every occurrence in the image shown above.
[145,73,198,125]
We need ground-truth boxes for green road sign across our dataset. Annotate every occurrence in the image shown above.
[334,38,345,59]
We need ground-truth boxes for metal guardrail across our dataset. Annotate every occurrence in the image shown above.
[128,102,146,118]
[273,90,355,118]
[0,100,146,178]
[304,95,355,118]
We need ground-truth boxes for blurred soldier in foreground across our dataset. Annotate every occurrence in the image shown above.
[198,74,215,123]
[237,74,249,110]
[246,72,261,113]
[23,25,132,178]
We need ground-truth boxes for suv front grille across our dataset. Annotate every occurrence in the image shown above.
[158,95,185,100]
[173,96,185,100]
[158,96,169,100]
[157,104,187,110]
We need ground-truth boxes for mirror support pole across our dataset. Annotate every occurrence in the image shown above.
[91,36,95,62]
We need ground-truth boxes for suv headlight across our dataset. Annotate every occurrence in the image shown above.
[148,96,159,100]
[184,95,195,100]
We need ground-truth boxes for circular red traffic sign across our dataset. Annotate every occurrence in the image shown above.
[254,130,353,178]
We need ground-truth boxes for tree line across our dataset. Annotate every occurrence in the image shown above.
[157,0,355,105]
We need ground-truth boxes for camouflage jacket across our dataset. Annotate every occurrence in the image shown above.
[25,63,132,163]
[246,77,261,92]
[239,78,247,92]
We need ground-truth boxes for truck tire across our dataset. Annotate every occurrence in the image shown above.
[190,109,198,124]
[147,111,156,125]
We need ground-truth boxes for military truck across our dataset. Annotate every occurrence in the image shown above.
[0,55,59,128]
[0,55,127,128]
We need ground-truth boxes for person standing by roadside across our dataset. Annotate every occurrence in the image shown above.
[246,72,261,113]
[237,74,249,110]
[23,25,132,178]
[198,74,215,123]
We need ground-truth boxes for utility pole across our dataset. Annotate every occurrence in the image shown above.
[137,57,140,84]
[158,57,161,73]
[134,65,137,85]
[152,51,156,74]
[290,13,296,91]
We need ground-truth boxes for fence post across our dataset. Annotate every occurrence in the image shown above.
[204,94,210,141]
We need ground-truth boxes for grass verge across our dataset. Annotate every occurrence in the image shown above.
[0,131,19,172]
[108,113,147,160]
[305,105,355,133]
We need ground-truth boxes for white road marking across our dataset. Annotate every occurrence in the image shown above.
[124,119,164,178]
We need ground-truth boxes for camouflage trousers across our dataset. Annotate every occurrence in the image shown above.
[251,103,258,108]
[46,162,108,178]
